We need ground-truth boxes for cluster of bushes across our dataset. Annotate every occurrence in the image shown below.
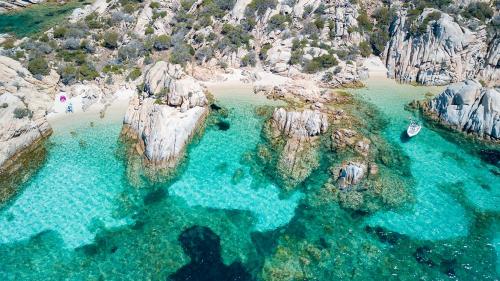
[303,54,338,73]
[462,2,493,22]
[103,31,120,49]
[268,13,292,31]
[153,35,171,50]
[409,11,441,37]
[58,63,99,85]
[118,40,147,62]
[198,0,237,19]
[245,0,277,16]
[127,67,142,81]
[289,38,307,65]
[217,24,252,51]
[27,57,49,76]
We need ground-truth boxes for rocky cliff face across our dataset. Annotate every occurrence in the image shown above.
[0,56,57,170]
[0,55,58,203]
[427,79,499,140]
[385,9,498,86]
[122,61,209,179]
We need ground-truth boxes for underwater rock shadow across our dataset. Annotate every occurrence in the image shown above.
[168,225,252,281]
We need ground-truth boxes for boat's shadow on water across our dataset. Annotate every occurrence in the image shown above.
[400,131,411,143]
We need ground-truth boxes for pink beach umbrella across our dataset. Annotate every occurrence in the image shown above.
[59,95,67,103]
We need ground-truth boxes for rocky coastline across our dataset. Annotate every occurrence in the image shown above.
[0,0,498,201]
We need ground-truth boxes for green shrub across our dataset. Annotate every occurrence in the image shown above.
[359,41,371,57]
[259,43,272,60]
[290,51,303,66]
[15,50,25,59]
[1,38,15,49]
[462,2,493,22]
[268,14,291,30]
[102,64,123,74]
[53,26,68,38]
[27,57,49,76]
[150,1,160,9]
[220,24,251,50]
[357,11,372,32]
[127,67,142,81]
[85,12,102,29]
[122,3,137,14]
[13,108,32,119]
[103,31,119,49]
[78,63,99,81]
[153,35,171,50]
[169,43,192,65]
[245,0,277,16]
[303,54,338,73]
[1,103,8,109]
[145,26,154,35]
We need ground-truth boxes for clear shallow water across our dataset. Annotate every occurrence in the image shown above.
[0,81,498,280]
[0,115,131,248]
[170,93,302,231]
[0,2,85,37]
[352,78,499,241]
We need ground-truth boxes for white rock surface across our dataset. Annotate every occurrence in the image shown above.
[123,61,209,170]
[385,10,494,85]
[272,108,328,138]
[0,56,57,170]
[428,79,500,139]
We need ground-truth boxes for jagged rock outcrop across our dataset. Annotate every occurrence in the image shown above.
[264,108,328,189]
[122,61,209,178]
[426,79,499,140]
[385,9,495,85]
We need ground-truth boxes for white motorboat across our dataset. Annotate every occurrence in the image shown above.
[407,120,421,137]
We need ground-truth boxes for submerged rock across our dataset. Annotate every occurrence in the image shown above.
[122,61,209,179]
[426,79,499,140]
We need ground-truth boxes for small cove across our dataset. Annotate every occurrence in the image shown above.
[0,80,498,279]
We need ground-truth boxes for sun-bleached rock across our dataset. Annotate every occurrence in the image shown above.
[143,61,207,110]
[122,96,208,169]
[385,10,493,85]
[427,79,500,140]
[69,0,111,23]
[123,60,209,175]
[271,108,328,138]
[0,55,57,176]
[266,108,328,189]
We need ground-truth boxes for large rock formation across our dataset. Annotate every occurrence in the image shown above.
[0,55,58,203]
[385,9,496,86]
[122,61,209,179]
[263,108,328,189]
[426,79,499,140]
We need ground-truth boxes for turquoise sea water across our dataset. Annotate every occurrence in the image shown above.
[0,1,85,37]
[0,81,498,279]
